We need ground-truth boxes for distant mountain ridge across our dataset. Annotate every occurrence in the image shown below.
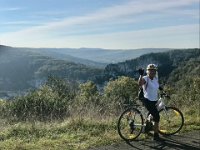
[28,47,172,64]
[6,47,106,69]
[1,45,172,64]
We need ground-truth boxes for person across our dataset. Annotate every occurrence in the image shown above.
[138,64,162,141]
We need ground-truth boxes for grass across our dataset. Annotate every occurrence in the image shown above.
[0,117,119,150]
[0,105,199,150]
[181,106,200,132]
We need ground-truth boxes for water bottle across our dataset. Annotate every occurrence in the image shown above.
[156,98,164,111]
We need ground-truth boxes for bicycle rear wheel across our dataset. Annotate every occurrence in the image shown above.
[159,106,184,135]
[117,107,144,141]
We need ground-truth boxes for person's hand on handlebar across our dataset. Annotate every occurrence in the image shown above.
[159,86,163,91]
[160,90,170,99]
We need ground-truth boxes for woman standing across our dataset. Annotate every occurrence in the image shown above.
[138,64,161,141]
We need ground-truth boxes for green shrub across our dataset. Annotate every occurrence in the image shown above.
[3,85,71,121]
[103,76,138,113]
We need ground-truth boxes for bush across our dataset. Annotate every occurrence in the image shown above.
[71,81,105,117]
[103,76,138,114]
[3,78,76,121]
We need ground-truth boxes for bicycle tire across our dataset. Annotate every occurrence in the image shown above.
[159,106,184,135]
[117,107,144,141]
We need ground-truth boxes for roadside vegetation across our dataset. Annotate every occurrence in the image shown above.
[0,74,199,150]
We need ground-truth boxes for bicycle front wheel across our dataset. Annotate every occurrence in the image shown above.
[117,107,144,141]
[159,106,184,135]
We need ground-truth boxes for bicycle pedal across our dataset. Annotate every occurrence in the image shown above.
[144,121,153,133]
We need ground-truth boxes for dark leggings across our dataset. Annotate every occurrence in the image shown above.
[143,99,160,122]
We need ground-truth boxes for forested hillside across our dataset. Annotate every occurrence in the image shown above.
[167,56,200,84]
[99,48,200,84]
[0,45,103,98]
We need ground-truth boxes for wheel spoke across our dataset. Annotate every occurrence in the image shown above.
[118,108,143,141]
[159,107,184,135]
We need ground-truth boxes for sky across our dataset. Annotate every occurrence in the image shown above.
[0,0,199,49]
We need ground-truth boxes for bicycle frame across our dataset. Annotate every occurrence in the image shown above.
[129,93,170,129]
[117,92,184,141]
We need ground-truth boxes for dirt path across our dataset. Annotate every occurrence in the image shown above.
[90,130,200,150]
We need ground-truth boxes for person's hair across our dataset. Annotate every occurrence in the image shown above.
[146,70,158,78]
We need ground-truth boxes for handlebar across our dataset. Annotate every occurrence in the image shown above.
[160,91,170,99]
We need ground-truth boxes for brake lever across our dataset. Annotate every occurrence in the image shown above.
[161,91,170,99]
[165,95,170,99]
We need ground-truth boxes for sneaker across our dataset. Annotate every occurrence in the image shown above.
[153,133,160,140]
[144,120,153,133]
[153,133,164,142]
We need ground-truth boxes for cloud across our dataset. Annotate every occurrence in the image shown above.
[1,0,199,48]
[54,24,199,49]
[2,24,198,49]
[3,0,198,29]
[1,21,39,26]
[89,0,199,19]
[0,7,23,11]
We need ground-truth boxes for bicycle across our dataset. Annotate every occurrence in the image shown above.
[117,92,184,141]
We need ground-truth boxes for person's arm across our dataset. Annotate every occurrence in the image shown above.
[138,75,146,86]
[138,68,146,86]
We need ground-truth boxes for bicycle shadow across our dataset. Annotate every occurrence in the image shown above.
[126,134,200,150]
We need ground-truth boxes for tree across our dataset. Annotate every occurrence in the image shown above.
[74,81,100,106]
[104,76,138,111]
